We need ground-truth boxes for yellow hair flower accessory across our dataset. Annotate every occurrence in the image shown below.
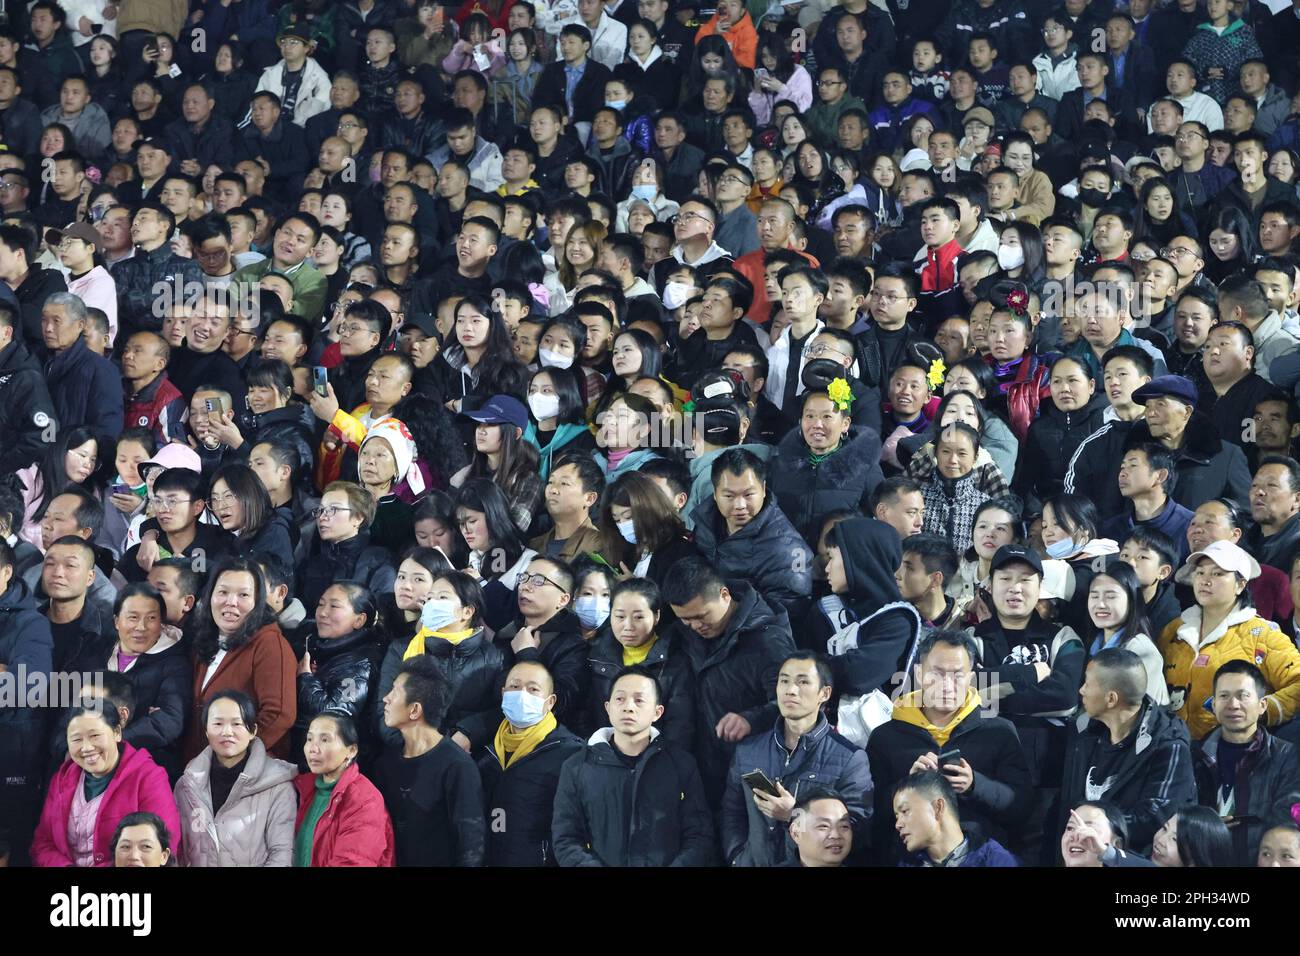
[827,377,853,412]
[927,358,946,390]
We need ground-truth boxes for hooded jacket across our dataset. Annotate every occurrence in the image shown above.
[867,691,1033,865]
[674,581,795,805]
[1193,727,1300,864]
[1182,18,1264,104]
[826,517,922,699]
[31,743,182,868]
[71,627,191,780]
[174,737,298,867]
[1012,392,1109,508]
[770,427,884,546]
[1158,606,1300,739]
[375,626,504,750]
[0,337,57,471]
[292,762,395,867]
[723,713,872,866]
[581,628,696,749]
[477,721,585,866]
[690,498,813,616]
[551,726,715,866]
[1058,696,1196,855]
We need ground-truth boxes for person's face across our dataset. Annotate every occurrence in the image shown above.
[1061,805,1114,867]
[1187,501,1239,554]
[1204,326,1252,384]
[1250,462,1300,528]
[1167,64,1194,96]
[1259,213,1297,254]
[949,71,974,101]
[67,712,120,777]
[714,468,765,530]
[1213,670,1267,742]
[1191,558,1245,610]
[992,564,1040,620]
[890,368,929,418]
[1253,399,1296,454]
[315,585,366,639]
[894,550,937,603]
[41,302,84,352]
[42,542,95,604]
[304,715,356,777]
[800,394,850,455]
[610,590,657,649]
[603,673,663,735]
[935,429,976,479]
[1258,827,1300,867]
[985,313,1029,363]
[210,569,257,635]
[1050,359,1094,411]
[51,159,82,199]
[316,488,363,542]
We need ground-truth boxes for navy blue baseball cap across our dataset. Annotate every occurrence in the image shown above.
[462,395,529,431]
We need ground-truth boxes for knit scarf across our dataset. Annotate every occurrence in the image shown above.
[403,627,477,659]
[622,636,657,666]
[494,712,557,769]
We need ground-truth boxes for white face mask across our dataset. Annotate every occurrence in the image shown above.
[997,243,1025,271]
[528,392,560,420]
[663,281,692,310]
[538,348,573,369]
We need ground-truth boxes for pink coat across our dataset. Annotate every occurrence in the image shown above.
[31,743,183,867]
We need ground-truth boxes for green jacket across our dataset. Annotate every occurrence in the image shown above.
[807,94,866,149]
[231,257,328,324]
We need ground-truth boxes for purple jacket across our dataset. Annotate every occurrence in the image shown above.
[899,833,1019,867]
[32,742,183,867]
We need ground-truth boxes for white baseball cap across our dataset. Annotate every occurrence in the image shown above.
[1174,540,1261,585]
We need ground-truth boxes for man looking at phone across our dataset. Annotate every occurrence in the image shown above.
[866,629,1032,865]
[722,651,871,866]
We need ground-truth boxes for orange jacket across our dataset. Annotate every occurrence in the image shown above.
[695,12,758,69]
[734,247,819,322]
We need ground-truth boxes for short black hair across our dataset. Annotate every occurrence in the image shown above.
[394,654,452,727]
[610,663,663,705]
[901,534,958,585]
[710,446,767,486]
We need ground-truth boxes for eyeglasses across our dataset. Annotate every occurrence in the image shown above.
[150,496,192,511]
[676,210,710,224]
[806,344,853,360]
[717,174,748,187]
[871,291,907,304]
[1175,131,1206,142]
[516,571,569,593]
[817,79,844,87]
[336,323,372,336]
[210,492,238,506]
[312,506,354,519]
[1160,246,1199,260]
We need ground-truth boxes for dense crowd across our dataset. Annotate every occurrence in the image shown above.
[0,0,1299,870]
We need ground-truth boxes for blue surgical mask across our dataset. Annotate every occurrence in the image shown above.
[631,183,657,201]
[1045,538,1077,560]
[574,595,611,629]
[502,690,547,727]
[606,99,627,111]
[616,518,637,544]
[420,598,460,633]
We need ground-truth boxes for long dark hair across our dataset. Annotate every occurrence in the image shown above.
[1086,561,1153,647]
[392,392,470,480]
[467,415,542,504]
[453,478,527,577]
[687,34,740,96]
[1164,806,1235,867]
[599,472,687,565]
[1043,493,1100,544]
[412,492,468,567]
[756,31,796,83]
[611,328,663,387]
[453,294,526,398]
[192,556,274,664]
[527,365,586,426]
[33,426,99,521]
[209,462,273,538]
[1202,204,1259,284]
[999,221,1046,288]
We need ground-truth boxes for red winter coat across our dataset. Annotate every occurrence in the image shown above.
[292,762,395,867]
[31,742,183,867]
[991,352,1053,442]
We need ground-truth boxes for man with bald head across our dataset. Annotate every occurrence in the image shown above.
[306,72,362,157]
[121,330,187,444]
[166,81,240,176]
[473,660,584,866]
[734,198,818,320]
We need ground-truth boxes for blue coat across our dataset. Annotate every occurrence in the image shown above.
[43,337,124,450]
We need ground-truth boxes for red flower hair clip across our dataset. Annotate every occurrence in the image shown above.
[1005,288,1029,316]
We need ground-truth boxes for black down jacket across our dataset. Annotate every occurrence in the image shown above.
[294,626,383,760]
[579,628,696,748]
[375,626,504,749]
[689,498,813,617]
[477,722,585,866]
[551,729,715,866]
[1011,392,1109,510]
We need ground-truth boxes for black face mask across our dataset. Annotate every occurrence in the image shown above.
[1079,187,1110,208]
[802,357,855,391]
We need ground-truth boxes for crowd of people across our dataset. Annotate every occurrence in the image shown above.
[0,0,1299,869]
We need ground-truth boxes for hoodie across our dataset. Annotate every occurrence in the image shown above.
[825,518,922,698]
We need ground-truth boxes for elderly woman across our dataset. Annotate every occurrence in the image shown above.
[294,713,394,866]
[173,690,297,867]
[32,702,181,867]
[1158,540,1300,740]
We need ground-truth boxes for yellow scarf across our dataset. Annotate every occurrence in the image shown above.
[403,627,477,659]
[622,636,657,666]
[494,712,558,769]
[890,687,982,747]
